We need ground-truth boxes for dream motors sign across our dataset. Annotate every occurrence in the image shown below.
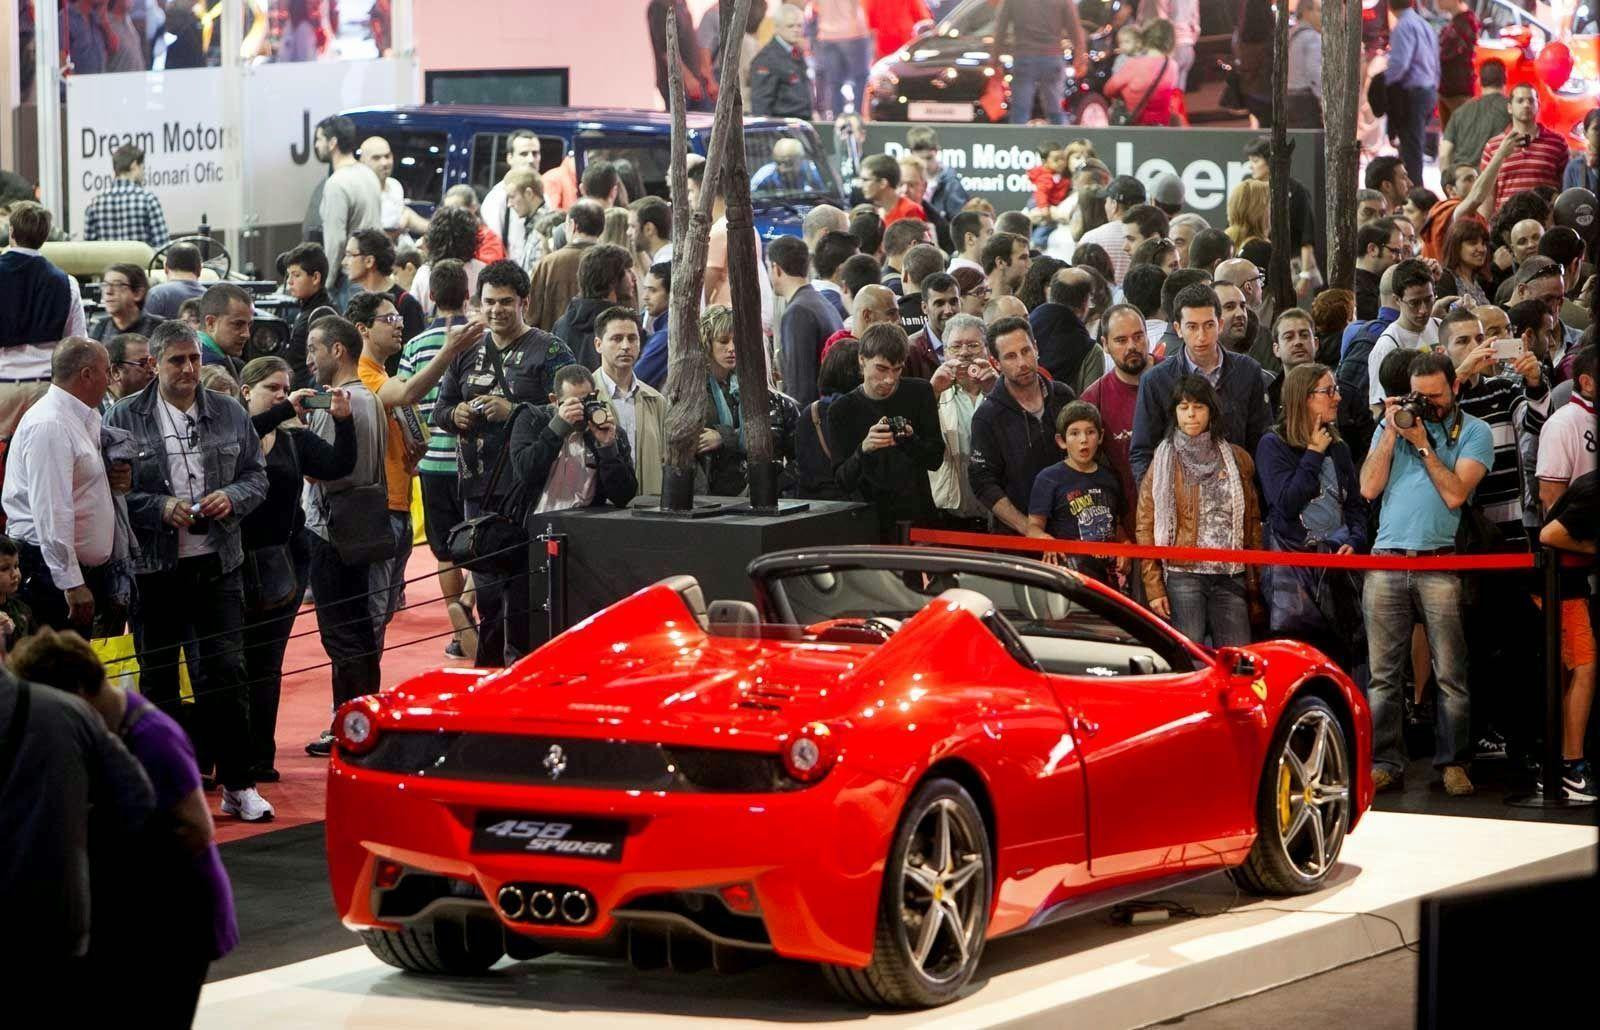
[66,59,413,235]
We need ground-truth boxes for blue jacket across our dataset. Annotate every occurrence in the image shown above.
[1255,432,1368,552]
[1129,348,1272,487]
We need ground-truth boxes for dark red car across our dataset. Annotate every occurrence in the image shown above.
[326,546,1372,1008]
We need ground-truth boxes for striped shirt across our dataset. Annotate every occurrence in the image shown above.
[1456,373,1551,542]
[1480,125,1568,213]
[398,319,459,476]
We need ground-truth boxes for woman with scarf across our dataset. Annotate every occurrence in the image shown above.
[696,305,754,496]
[1136,374,1261,647]
[1255,363,1368,668]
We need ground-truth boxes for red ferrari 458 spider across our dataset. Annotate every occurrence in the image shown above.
[326,546,1372,1008]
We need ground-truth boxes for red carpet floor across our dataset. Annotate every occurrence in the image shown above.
[213,549,463,844]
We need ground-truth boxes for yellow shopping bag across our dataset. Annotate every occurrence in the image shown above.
[92,633,196,701]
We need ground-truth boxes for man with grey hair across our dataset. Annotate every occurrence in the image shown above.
[750,4,814,119]
[2,337,119,633]
[1166,212,1209,269]
[931,312,997,524]
[108,320,272,821]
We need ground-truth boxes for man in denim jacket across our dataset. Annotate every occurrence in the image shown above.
[106,320,271,821]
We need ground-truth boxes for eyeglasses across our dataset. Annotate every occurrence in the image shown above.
[1309,385,1340,397]
[1385,245,1406,257]
[115,358,152,370]
[1400,293,1435,309]
[374,312,404,325]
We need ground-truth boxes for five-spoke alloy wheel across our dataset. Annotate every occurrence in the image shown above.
[1234,695,1352,895]
[823,778,992,1007]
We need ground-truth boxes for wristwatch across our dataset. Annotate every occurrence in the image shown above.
[1417,446,1432,460]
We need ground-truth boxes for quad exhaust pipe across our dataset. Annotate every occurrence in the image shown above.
[496,882,595,925]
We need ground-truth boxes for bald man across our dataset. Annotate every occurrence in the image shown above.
[754,137,829,195]
[818,284,900,367]
[802,204,850,251]
[749,4,814,119]
[359,136,429,240]
[983,295,1028,324]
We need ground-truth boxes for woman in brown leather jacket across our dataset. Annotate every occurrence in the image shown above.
[1136,374,1261,646]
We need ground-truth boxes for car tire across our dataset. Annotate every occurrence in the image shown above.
[360,918,504,975]
[1232,695,1353,896]
[821,777,991,1008]
[1065,92,1111,127]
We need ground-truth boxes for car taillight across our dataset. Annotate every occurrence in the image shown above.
[781,722,838,784]
[335,697,382,755]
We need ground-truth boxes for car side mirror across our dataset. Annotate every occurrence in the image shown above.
[1501,25,1533,50]
[1215,648,1267,723]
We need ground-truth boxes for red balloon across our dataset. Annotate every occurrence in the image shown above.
[1537,41,1574,92]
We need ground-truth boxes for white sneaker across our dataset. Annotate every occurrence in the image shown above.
[221,786,276,823]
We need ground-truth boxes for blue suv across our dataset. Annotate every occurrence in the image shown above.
[338,105,845,241]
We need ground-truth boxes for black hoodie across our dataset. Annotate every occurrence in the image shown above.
[1027,302,1095,387]
[553,296,626,371]
[969,373,1077,519]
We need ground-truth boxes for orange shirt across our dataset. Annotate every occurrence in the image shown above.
[357,355,413,513]
[882,195,925,226]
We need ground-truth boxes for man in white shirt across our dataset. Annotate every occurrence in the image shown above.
[1367,259,1440,405]
[480,131,542,269]
[359,135,429,244]
[1535,345,1596,513]
[591,305,666,497]
[947,210,993,275]
[500,168,548,273]
[2,338,117,632]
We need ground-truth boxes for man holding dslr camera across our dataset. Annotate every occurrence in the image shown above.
[827,323,944,541]
[508,363,639,515]
[433,261,578,667]
[1359,350,1494,796]
[108,321,271,820]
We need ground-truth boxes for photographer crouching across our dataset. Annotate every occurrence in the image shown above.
[1359,349,1494,797]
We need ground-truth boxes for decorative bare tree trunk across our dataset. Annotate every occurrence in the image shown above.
[1321,0,1361,290]
[1267,0,1295,314]
[659,0,755,509]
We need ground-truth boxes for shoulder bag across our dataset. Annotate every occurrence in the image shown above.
[447,342,531,574]
[322,388,398,567]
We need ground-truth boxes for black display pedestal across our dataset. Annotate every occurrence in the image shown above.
[533,498,875,627]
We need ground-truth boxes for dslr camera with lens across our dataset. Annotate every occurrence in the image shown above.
[580,395,609,426]
[1391,392,1432,430]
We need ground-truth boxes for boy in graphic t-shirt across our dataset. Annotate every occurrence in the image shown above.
[1027,402,1129,588]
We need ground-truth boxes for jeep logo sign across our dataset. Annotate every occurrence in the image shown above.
[815,123,1326,248]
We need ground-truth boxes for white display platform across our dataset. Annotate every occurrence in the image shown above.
[198,812,1596,1030]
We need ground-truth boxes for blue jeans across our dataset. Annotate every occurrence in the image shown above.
[1165,571,1251,648]
[815,36,872,117]
[1009,55,1066,124]
[369,510,413,650]
[1364,567,1471,773]
[1387,83,1435,193]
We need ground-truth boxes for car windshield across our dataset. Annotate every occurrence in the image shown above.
[745,126,845,203]
[764,563,1192,676]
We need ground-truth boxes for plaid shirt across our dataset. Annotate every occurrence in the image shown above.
[83,179,170,247]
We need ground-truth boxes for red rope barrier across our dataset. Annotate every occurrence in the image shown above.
[907,528,1541,573]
